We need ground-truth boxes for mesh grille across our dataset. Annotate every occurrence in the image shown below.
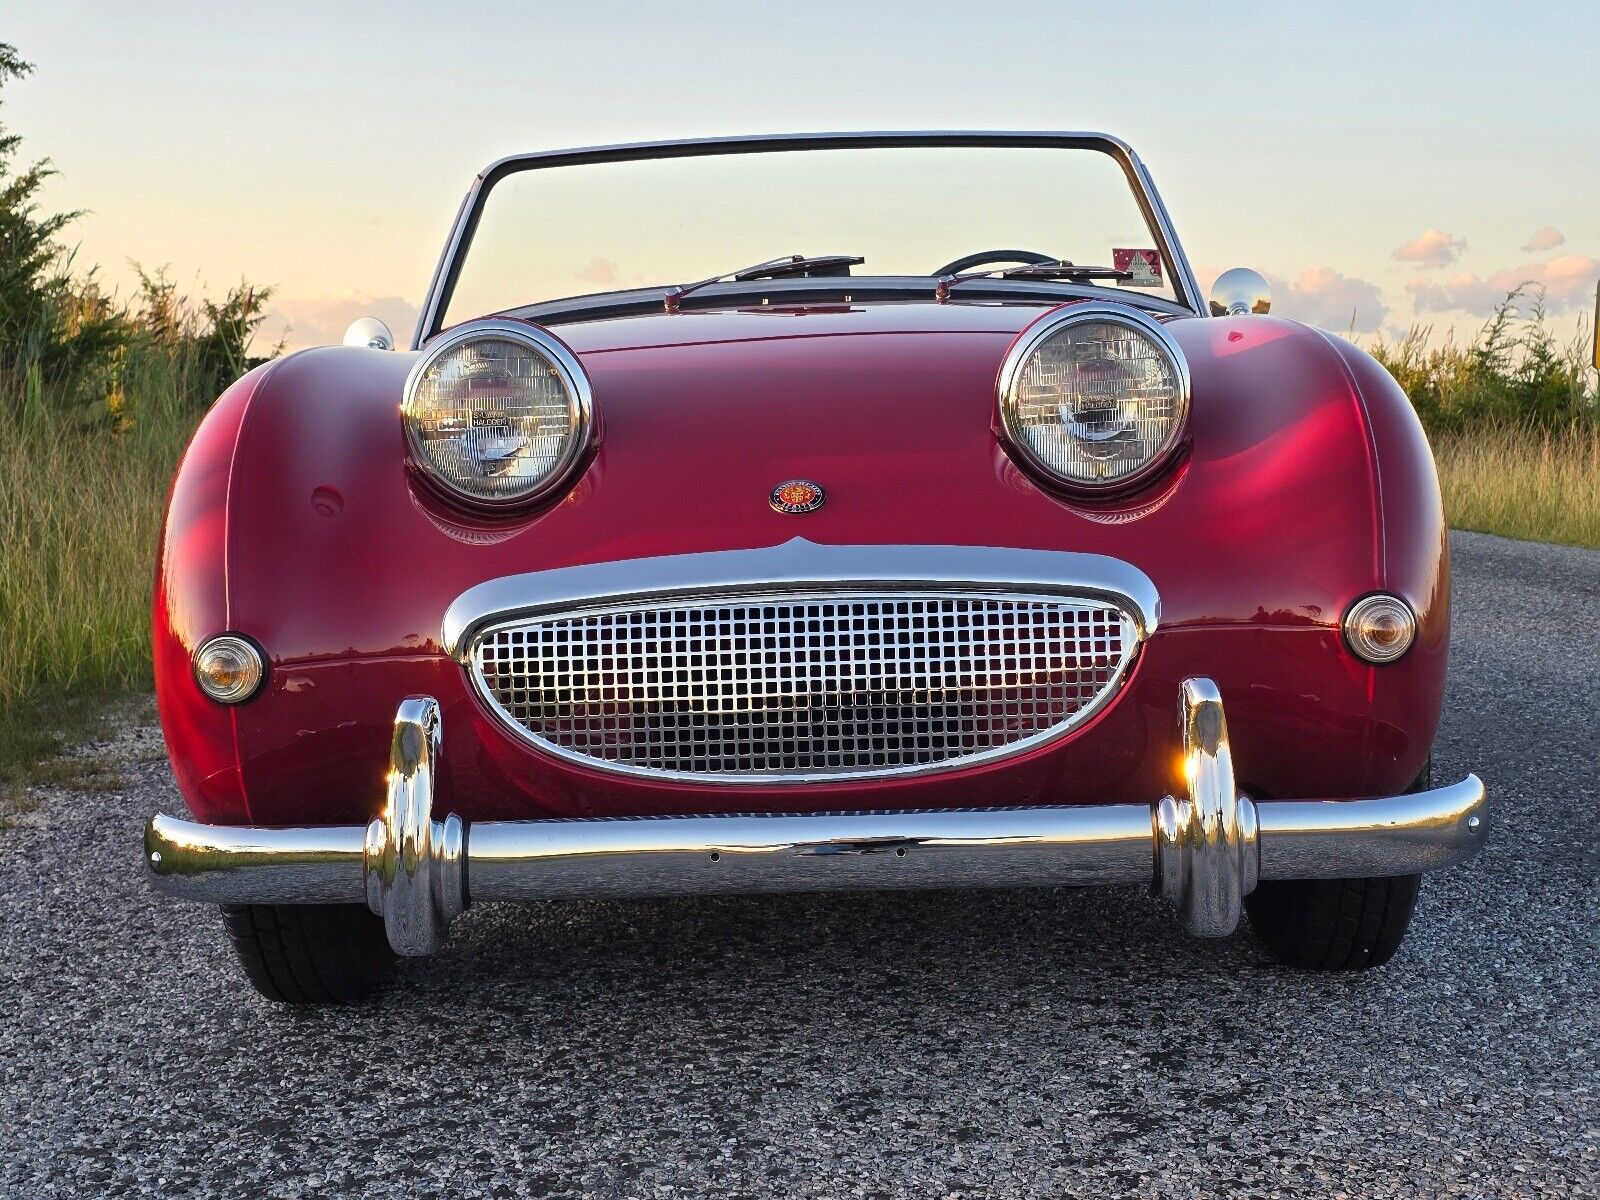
[469,591,1136,782]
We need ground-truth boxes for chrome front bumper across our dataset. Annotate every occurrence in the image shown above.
[144,679,1488,957]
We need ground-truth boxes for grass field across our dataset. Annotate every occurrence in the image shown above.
[0,396,198,809]
[1434,422,1600,550]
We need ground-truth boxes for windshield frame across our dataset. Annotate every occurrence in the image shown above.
[412,131,1206,348]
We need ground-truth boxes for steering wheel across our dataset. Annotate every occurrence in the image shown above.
[931,249,1057,276]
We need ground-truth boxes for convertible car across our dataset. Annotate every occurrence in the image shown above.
[144,132,1487,1003]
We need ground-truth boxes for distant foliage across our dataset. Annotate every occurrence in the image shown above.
[1369,287,1597,432]
[0,43,276,426]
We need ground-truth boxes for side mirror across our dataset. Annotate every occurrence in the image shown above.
[1208,268,1272,318]
[343,317,394,350]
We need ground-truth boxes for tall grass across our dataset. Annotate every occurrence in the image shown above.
[0,395,197,805]
[0,284,263,803]
[1434,422,1600,550]
[1369,289,1599,549]
[0,388,196,708]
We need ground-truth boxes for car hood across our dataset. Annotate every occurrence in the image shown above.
[547,298,1064,352]
[222,299,1381,666]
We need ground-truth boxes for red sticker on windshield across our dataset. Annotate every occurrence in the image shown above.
[1113,248,1162,287]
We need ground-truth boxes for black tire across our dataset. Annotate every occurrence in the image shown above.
[221,904,395,1004]
[1244,762,1431,971]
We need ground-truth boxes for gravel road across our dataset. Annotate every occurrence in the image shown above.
[2,531,1595,1198]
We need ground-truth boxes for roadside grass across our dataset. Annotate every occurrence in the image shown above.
[1434,422,1600,551]
[0,370,201,814]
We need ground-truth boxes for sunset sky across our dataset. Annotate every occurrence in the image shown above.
[7,2,1598,352]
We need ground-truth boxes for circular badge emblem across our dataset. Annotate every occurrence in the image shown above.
[769,479,825,514]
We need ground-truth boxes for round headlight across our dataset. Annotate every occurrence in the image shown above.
[403,319,592,506]
[998,305,1189,490]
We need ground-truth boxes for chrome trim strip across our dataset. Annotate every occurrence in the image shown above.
[441,539,1162,658]
[143,685,1491,957]
[506,276,1199,328]
[413,130,1207,346]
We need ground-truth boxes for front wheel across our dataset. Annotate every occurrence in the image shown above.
[1244,763,1431,971]
[221,904,395,1004]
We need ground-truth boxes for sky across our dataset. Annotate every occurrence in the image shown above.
[6,1,1598,353]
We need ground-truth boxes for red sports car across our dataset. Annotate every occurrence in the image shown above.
[144,132,1486,1003]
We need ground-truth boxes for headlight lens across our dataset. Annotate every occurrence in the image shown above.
[999,307,1189,489]
[403,320,592,506]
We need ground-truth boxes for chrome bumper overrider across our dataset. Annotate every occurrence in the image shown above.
[144,679,1488,956]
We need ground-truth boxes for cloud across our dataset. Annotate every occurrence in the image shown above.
[576,257,623,286]
[263,293,420,353]
[1391,229,1465,268]
[1520,225,1566,252]
[1269,266,1389,333]
[1406,255,1600,315]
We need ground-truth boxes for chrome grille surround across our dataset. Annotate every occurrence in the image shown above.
[466,583,1142,784]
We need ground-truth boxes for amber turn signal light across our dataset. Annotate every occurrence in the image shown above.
[193,634,266,704]
[1342,595,1416,665]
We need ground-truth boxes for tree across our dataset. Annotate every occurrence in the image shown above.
[0,43,122,400]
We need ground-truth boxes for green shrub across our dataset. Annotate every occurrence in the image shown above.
[1370,288,1597,432]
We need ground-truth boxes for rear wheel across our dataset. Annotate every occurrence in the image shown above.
[1244,762,1431,971]
[221,904,395,1004]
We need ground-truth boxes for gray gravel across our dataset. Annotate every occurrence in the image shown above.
[2,531,1596,1198]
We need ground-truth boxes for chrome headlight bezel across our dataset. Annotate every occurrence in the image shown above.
[402,318,594,510]
[997,303,1192,494]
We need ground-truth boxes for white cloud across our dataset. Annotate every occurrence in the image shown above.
[1520,225,1566,252]
[1269,267,1389,333]
[1391,229,1465,268]
[262,293,421,353]
[1406,255,1600,315]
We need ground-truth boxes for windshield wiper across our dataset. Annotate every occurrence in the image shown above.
[935,260,1132,302]
[1002,260,1132,282]
[664,254,864,312]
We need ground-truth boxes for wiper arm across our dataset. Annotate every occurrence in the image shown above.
[935,260,1133,302]
[1001,260,1132,282]
[664,254,865,312]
